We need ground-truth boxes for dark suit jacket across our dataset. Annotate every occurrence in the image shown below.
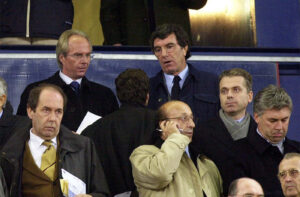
[101,0,207,45]
[148,64,219,123]
[0,108,27,148]
[190,114,257,195]
[234,130,300,197]
[82,104,157,196]
[17,71,119,131]
[0,118,110,197]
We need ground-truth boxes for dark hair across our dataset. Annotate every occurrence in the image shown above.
[115,69,149,106]
[219,68,253,92]
[150,24,191,59]
[27,83,67,111]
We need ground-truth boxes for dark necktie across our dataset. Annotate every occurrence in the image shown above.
[171,75,181,100]
[70,81,80,95]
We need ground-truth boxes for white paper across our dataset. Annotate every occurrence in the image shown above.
[61,168,86,197]
[76,111,101,134]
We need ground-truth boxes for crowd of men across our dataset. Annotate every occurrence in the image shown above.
[0,24,299,197]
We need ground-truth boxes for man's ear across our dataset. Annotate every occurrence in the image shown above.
[183,45,188,57]
[0,95,7,110]
[253,112,259,124]
[27,107,34,119]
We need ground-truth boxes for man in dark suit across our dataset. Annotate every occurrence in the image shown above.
[189,68,255,195]
[148,24,219,123]
[0,84,110,196]
[234,85,300,197]
[101,0,207,45]
[0,77,26,148]
[82,69,157,197]
[17,29,118,131]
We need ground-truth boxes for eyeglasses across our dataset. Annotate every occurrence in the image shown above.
[153,43,176,56]
[66,53,94,60]
[278,168,300,180]
[162,115,194,123]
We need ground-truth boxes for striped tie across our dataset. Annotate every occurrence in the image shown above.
[41,140,56,181]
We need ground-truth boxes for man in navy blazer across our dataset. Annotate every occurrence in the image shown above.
[17,29,118,131]
[148,24,219,123]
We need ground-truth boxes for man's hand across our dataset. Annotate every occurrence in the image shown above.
[75,194,92,197]
[159,120,180,140]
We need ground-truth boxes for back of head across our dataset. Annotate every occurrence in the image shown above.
[219,68,253,92]
[56,29,92,69]
[150,24,191,59]
[115,68,149,106]
[0,77,7,108]
[254,84,293,116]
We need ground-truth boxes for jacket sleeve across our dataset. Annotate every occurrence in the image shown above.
[88,140,111,197]
[178,0,207,9]
[130,133,190,190]
[100,0,122,45]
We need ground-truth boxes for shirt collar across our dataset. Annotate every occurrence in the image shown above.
[59,70,82,85]
[163,64,189,94]
[30,129,57,149]
[256,128,285,153]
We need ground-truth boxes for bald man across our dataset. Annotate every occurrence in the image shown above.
[228,177,264,197]
[130,101,222,197]
[278,153,300,197]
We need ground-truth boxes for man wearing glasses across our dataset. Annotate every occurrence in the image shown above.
[234,85,300,197]
[148,24,219,123]
[278,153,300,197]
[17,29,118,131]
[130,100,223,197]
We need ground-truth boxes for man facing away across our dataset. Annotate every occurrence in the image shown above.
[190,68,255,194]
[278,153,300,197]
[0,84,109,197]
[17,29,118,131]
[148,24,219,123]
[82,68,157,197]
[234,85,300,197]
[130,100,223,197]
[228,177,264,197]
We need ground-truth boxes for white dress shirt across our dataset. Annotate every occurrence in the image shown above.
[28,129,57,168]
[59,70,82,85]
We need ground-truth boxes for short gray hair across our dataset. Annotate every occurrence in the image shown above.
[56,29,92,69]
[0,77,7,106]
[283,152,300,160]
[254,84,293,116]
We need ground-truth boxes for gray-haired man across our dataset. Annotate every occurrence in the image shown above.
[234,85,300,197]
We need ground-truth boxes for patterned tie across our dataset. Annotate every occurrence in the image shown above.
[70,81,80,95]
[41,140,56,181]
[171,75,181,100]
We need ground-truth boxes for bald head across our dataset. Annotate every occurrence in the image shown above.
[158,100,191,120]
[228,177,264,197]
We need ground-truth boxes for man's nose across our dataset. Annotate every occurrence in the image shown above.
[161,48,168,57]
[275,121,283,130]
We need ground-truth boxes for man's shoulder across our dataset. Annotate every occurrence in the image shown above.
[285,138,300,152]
[188,63,218,81]
[83,78,115,94]
[23,72,60,91]
[60,126,92,148]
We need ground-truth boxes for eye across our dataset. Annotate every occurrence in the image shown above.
[42,108,50,113]
[153,47,161,53]
[290,169,299,177]
[220,89,228,95]
[74,53,83,58]
[233,87,240,93]
[278,171,286,179]
[56,109,63,115]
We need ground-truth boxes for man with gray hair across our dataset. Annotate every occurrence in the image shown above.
[234,84,300,197]
[16,29,118,131]
[0,77,24,147]
[278,153,300,197]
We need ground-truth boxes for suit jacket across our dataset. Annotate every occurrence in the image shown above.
[0,108,27,148]
[17,71,119,131]
[234,130,300,197]
[101,0,207,45]
[82,104,157,196]
[189,114,257,195]
[0,118,110,197]
[148,64,219,123]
